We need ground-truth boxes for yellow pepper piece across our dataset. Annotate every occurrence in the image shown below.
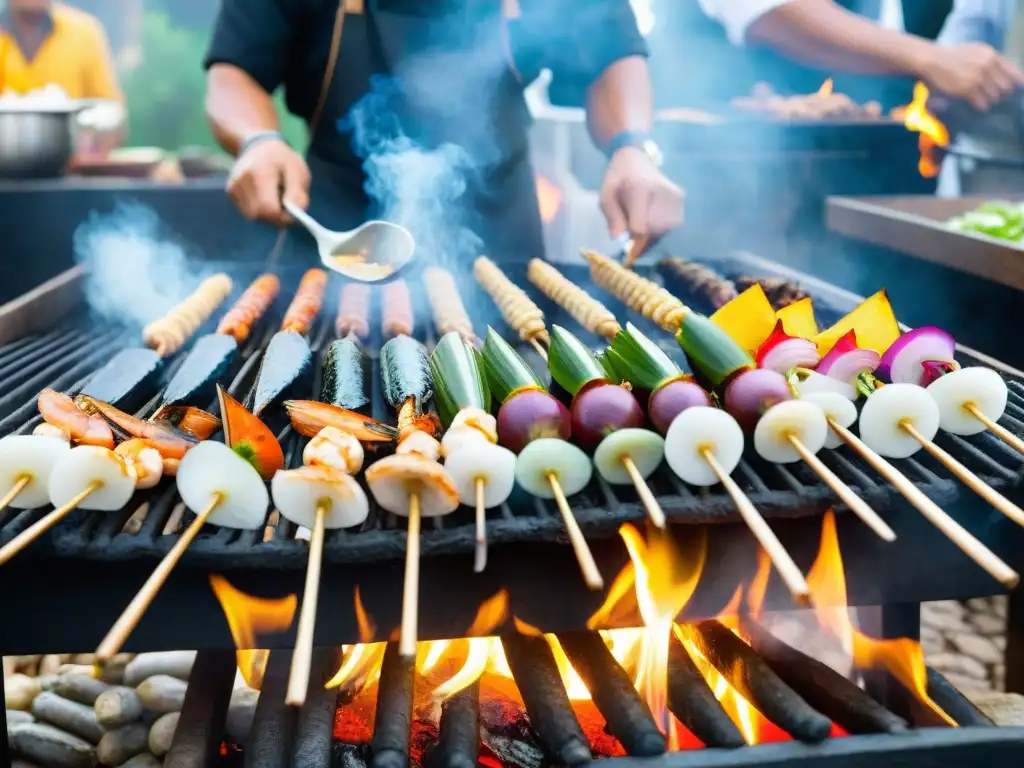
[776,297,819,339]
[710,284,777,354]
[812,289,901,356]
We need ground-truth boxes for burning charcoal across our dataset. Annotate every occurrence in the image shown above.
[667,631,746,748]
[245,651,299,768]
[30,692,105,744]
[479,694,545,768]
[556,631,666,756]
[687,620,833,743]
[925,668,994,728]
[52,674,111,706]
[5,674,41,711]
[123,651,197,687]
[332,743,369,768]
[742,620,908,734]
[147,711,178,757]
[95,687,144,729]
[165,650,236,768]
[426,680,479,768]
[8,722,97,768]
[370,643,414,768]
[500,633,591,767]
[291,647,342,768]
[97,723,149,766]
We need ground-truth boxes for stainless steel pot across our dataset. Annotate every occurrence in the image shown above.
[0,106,78,179]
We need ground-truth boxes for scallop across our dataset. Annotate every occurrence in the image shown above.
[794,370,857,401]
[754,400,828,464]
[445,442,517,508]
[594,429,665,485]
[271,465,369,530]
[802,392,858,450]
[33,422,70,442]
[449,407,498,443]
[664,407,744,487]
[395,431,442,463]
[927,367,1008,437]
[176,441,269,529]
[441,425,491,458]
[365,454,460,518]
[0,435,70,509]
[514,438,592,499]
[858,383,939,459]
[48,445,136,511]
[303,426,365,474]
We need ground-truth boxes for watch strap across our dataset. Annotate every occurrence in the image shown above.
[604,130,662,166]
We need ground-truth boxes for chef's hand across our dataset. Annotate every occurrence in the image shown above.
[599,147,684,244]
[226,138,311,225]
[921,43,1024,112]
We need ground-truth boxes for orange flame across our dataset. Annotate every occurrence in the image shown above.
[817,78,834,97]
[209,575,297,689]
[901,82,949,178]
[536,175,563,223]
[807,511,957,726]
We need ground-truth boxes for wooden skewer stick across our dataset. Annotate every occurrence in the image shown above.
[901,421,1024,528]
[828,419,1018,587]
[529,337,548,361]
[547,472,604,590]
[285,500,329,706]
[96,493,223,663]
[786,434,897,542]
[0,481,99,567]
[701,448,811,605]
[399,492,422,658]
[474,478,487,574]
[622,456,666,528]
[965,404,1024,458]
[0,474,30,516]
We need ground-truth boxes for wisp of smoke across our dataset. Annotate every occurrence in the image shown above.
[72,202,208,330]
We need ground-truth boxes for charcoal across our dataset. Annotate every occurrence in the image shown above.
[244,651,298,768]
[331,742,369,768]
[425,681,479,768]
[369,643,413,768]
[479,694,544,768]
[165,650,236,768]
[500,633,591,766]
[290,648,342,768]
[667,630,746,748]
[556,630,666,756]
[926,667,994,728]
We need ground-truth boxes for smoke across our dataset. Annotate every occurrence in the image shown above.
[72,202,209,330]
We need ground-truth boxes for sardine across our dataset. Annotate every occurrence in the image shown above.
[320,336,371,413]
[380,335,432,412]
[80,348,163,411]
[248,330,313,416]
[159,333,238,409]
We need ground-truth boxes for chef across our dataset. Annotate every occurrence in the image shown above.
[204,0,683,261]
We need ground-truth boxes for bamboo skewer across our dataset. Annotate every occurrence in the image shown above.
[0,474,30,516]
[828,419,1018,587]
[0,482,99,567]
[901,422,1024,528]
[529,338,548,360]
[622,456,666,528]
[966,404,1024,457]
[547,472,604,589]
[285,501,329,706]
[96,493,223,663]
[786,434,896,541]
[400,492,422,658]
[702,448,811,604]
[474,478,487,573]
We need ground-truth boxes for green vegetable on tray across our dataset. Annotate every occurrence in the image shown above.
[947,200,1024,243]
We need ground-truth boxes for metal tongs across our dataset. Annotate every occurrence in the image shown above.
[283,199,415,282]
[610,232,652,268]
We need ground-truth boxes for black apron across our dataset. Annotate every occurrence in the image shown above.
[288,0,544,265]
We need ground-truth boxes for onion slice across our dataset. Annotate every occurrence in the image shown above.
[817,331,881,386]
[49,445,136,511]
[445,442,517,508]
[176,441,269,529]
[754,400,828,464]
[926,367,1008,436]
[0,435,70,509]
[756,321,821,374]
[664,407,744,487]
[858,383,939,459]
[801,392,858,450]
[365,454,459,517]
[515,438,592,499]
[878,326,957,385]
[594,429,665,485]
[271,465,369,529]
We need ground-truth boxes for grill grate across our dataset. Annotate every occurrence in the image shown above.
[0,263,1019,569]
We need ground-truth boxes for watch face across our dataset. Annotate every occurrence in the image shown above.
[643,140,664,168]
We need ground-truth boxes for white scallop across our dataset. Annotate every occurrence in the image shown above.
[449,408,498,442]
[441,425,491,458]
[395,431,442,463]
[927,367,1008,437]
[802,392,859,450]
[48,445,136,511]
[176,441,269,529]
[271,465,369,530]
[858,383,939,459]
[33,423,70,442]
[515,438,592,499]
[594,429,665,485]
[794,370,857,401]
[445,442,517,508]
[754,400,829,464]
[365,454,460,517]
[665,407,744,487]
[303,426,364,474]
[0,436,70,509]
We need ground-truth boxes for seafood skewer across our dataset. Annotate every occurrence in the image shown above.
[473,256,549,355]
[424,267,477,346]
[143,273,233,357]
[382,280,414,340]
[658,257,737,310]
[216,274,281,344]
[281,269,328,335]
[336,283,371,339]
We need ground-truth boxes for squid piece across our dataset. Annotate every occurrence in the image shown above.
[445,442,517,509]
[48,446,137,511]
[175,441,269,529]
[271,465,369,530]
[365,454,460,518]
[0,435,71,509]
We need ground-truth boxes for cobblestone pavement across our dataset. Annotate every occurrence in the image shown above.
[923,597,1008,697]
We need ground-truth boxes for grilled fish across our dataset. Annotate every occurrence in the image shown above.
[248,330,313,416]
[80,348,163,411]
[320,336,371,414]
[159,333,238,409]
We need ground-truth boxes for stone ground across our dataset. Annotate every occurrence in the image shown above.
[923,597,1008,697]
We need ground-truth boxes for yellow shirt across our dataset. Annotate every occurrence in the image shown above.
[0,4,121,100]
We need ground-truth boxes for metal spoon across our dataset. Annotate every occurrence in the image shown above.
[283,199,415,282]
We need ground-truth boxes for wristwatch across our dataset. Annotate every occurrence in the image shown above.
[604,130,663,168]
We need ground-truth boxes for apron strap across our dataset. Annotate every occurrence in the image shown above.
[309,0,364,136]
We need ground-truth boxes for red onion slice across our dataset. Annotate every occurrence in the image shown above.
[817,331,880,386]
[878,326,956,385]
[759,338,821,375]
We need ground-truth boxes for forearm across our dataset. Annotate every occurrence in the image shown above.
[746,0,935,77]
[206,64,282,156]
[585,56,653,150]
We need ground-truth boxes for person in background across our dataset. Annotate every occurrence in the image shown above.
[0,0,124,156]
